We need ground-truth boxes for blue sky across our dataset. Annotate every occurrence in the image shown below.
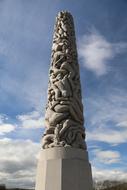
[0,0,127,188]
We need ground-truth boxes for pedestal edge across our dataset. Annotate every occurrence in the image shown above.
[38,147,89,160]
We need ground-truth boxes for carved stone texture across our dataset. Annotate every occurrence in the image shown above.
[42,11,86,149]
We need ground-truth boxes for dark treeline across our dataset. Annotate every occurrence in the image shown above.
[0,185,33,190]
[1,182,127,190]
[93,180,127,190]
[103,183,127,190]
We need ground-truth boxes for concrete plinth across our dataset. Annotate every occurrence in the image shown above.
[35,147,93,190]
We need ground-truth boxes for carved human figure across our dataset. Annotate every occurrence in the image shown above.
[42,11,86,150]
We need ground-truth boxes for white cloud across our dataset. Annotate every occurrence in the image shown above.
[0,114,15,135]
[88,92,127,127]
[92,167,127,182]
[78,30,127,76]
[86,89,127,145]
[17,111,45,129]
[0,112,44,188]
[87,128,127,144]
[93,149,121,164]
[0,124,15,135]
[0,115,8,124]
[117,120,127,128]
[0,138,40,188]
[0,137,125,188]
[0,111,45,140]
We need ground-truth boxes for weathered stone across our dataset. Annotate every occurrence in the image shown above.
[43,11,85,149]
[35,11,93,190]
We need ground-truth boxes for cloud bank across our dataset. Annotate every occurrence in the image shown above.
[17,111,45,129]
[78,30,127,76]
[0,115,15,135]
[92,149,121,164]
[86,89,127,145]
[0,138,40,188]
[92,166,127,182]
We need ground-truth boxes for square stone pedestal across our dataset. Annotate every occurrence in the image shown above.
[35,147,93,190]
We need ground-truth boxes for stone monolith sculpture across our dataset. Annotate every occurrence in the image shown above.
[35,11,93,190]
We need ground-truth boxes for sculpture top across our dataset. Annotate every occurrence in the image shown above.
[42,11,86,150]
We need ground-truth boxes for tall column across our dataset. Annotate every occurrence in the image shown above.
[35,11,93,190]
